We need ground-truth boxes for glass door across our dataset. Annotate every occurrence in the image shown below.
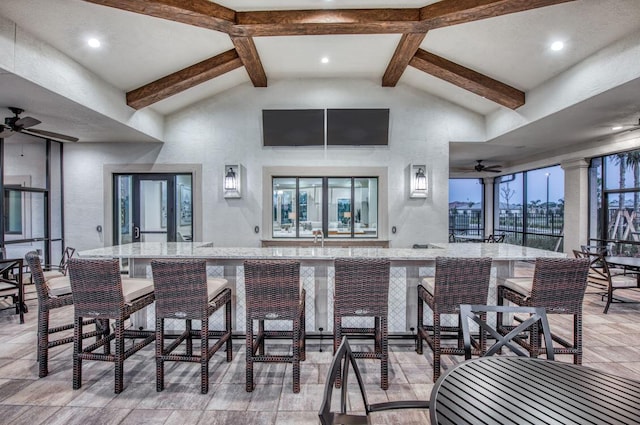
[114,173,192,245]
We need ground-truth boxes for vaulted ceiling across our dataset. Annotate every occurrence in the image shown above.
[0,0,640,171]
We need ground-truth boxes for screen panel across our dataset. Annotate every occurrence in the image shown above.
[262,109,325,146]
[327,109,389,146]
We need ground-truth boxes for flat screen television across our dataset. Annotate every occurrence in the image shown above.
[327,109,389,146]
[262,109,325,146]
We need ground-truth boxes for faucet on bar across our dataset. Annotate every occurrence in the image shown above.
[313,230,324,248]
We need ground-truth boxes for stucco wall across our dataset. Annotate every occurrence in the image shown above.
[63,79,485,249]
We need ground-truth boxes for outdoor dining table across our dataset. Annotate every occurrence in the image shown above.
[605,255,640,273]
[430,356,640,425]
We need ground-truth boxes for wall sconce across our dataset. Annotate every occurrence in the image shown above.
[410,164,428,198]
[223,164,241,198]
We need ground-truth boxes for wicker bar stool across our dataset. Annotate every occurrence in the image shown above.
[244,260,305,393]
[497,257,589,363]
[25,251,101,378]
[68,258,155,394]
[417,257,492,381]
[151,259,232,394]
[333,257,391,390]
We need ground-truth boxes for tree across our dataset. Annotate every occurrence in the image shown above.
[501,183,516,212]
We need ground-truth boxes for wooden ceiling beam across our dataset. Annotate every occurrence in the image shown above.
[382,33,427,87]
[83,0,236,33]
[409,49,524,109]
[233,9,424,36]
[231,37,267,87]
[126,50,243,109]
[420,0,575,29]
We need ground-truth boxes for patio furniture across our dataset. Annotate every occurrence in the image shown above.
[460,304,554,360]
[430,357,640,424]
[25,251,101,378]
[498,257,589,363]
[40,246,76,282]
[333,257,391,389]
[244,259,305,393]
[68,258,155,393]
[417,257,492,381]
[0,258,26,324]
[582,252,640,313]
[151,259,232,394]
[318,337,429,425]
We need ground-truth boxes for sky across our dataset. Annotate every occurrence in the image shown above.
[449,165,564,205]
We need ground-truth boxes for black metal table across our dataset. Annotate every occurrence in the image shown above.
[0,258,25,323]
[606,256,640,273]
[430,357,640,425]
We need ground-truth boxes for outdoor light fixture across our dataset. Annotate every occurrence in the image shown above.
[223,164,241,198]
[410,164,428,198]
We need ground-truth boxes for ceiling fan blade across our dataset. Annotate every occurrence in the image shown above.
[22,128,79,142]
[485,169,502,173]
[14,116,41,129]
[0,125,14,138]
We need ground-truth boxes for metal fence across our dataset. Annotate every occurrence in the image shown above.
[450,212,564,251]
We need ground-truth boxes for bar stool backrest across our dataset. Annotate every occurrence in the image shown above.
[68,258,124,318]
[25,251,50,301]
[152,259,208,319]
[334,258,390,316]
[244,260,301,320]
[433,257,492,314]
[530,257,589,314]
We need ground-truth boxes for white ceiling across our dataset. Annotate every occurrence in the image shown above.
[0,0,639,169]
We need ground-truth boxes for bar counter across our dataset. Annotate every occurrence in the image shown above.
[78,242,565,334]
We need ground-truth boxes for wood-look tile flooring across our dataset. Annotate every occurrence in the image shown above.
[1,266,640,425]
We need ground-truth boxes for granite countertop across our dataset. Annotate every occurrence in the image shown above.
[78,242,567,261]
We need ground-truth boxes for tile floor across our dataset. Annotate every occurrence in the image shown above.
[1,269,640,425]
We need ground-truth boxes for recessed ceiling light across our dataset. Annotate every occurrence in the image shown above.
[612,126,623,131]
[88,38,101,48]
[321,57,329,64]
[550,41,564,51]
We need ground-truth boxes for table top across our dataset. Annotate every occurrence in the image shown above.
[430,357,640,425]
[77,242,566,261]
[606,256,640,271]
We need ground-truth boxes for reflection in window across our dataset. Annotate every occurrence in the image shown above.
[4,189,22,234]
[272,177,378,238]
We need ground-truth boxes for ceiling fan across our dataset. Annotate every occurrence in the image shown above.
[452,160,502,173]
[0,107,79,142]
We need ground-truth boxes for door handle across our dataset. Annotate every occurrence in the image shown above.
[133,226,140,240]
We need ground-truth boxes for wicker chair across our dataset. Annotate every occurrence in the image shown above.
[417,257,492,381]
[25,251,100,378]
[580,251,639,314]
[460,304,555,360]
[319,337,429,425]
[151,259,232,394]
[497,257,589,363]
[333,257,391,390]
[68,258,155,393]
[244,260,305,393]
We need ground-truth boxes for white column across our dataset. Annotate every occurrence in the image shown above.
[561,158,590,254]
[483,177,495,236]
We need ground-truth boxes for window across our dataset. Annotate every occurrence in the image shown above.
[494,165,564,251]
[449,179,484,237]
[273,176,378,239]
[589,149,640,255]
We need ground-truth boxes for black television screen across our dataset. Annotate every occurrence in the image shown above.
[262,109,325,146]
[327,109,389,146]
